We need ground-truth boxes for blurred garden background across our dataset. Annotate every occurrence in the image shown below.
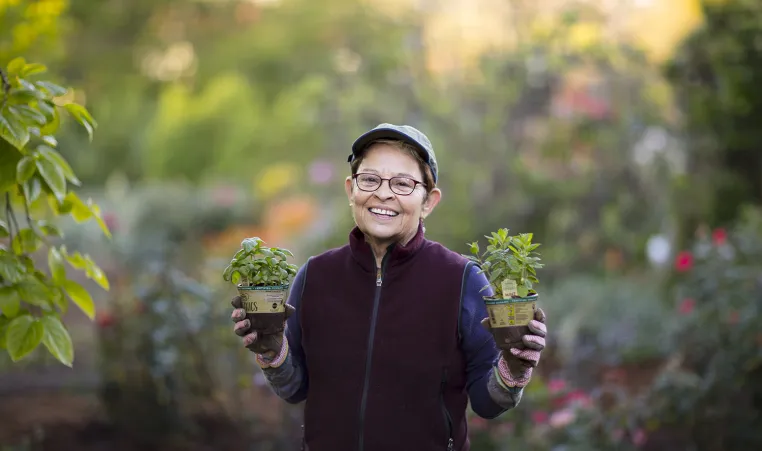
[1,0,761,449]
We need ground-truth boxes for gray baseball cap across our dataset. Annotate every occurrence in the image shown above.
[347,123,439,184]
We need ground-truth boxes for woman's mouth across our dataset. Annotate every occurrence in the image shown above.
[368,207,399,220]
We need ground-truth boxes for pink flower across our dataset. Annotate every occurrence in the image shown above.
[549,409,576,428]
[531,411,549,424]
[632,428,647,446]
[679,298,695,315]
[712,228,727,246]
[728,310,740,325]
[548,378,566,394]
[674,251,694,272]
[566,390,592,407]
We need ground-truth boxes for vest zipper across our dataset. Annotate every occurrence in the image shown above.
[358,254,389,451]
[440,368,454,450]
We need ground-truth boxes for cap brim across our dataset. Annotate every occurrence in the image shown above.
[349,128,431,164]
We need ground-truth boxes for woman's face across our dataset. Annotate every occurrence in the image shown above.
[345,143,441,246]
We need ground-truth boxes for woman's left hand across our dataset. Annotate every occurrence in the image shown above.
[481,308,547,388]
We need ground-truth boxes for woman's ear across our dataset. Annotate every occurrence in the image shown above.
[421,188,441,219]
[345,176,354,202]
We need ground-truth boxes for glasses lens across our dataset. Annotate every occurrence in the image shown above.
[390,177,416,195]
[356,174,381,191]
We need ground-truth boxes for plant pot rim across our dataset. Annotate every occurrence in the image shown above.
[237,283,290,290]
[483,292,538,304]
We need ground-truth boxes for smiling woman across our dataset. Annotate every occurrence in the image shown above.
[229,123,549,451]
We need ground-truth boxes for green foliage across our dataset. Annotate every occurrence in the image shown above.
[665,0,762,234]
[464,228,543,298]
[0,57,109,366]
[222,237,298,287]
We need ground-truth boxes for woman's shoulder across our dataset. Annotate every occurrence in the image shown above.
[421,238,470,268]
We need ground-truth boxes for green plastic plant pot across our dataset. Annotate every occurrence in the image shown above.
[237,284,290,334]
[484,292,538,350]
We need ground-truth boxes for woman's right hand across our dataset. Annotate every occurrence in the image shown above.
[230,295,295,357]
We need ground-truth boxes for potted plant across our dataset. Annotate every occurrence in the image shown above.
[222,237,299,335]
[463,228,543,349]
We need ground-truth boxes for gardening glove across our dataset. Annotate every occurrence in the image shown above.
[481,307,547,388]
[231,294,295,359]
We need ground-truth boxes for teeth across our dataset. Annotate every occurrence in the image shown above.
[370,208,398,217]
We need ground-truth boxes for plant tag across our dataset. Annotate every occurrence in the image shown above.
[486,300,536,327]
[240,289,286,314]
[501,279,518,297]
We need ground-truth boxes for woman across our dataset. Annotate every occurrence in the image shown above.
[231,123,547,451]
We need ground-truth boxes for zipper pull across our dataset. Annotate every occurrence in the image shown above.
[376,268,382,287]
[447,438,454,451]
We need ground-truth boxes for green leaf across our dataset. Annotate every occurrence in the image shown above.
[39,105,60,135]
[48,247,66,284]
[84,255,109,291]
[6,315,44,362]
[11,229,41,254]
[16,156,36,184]
[0,220,8,238]
[231,271,241,285]
[63,103,96,141]
[62,279,95,320]
[63,250,88,270]
[87,201,112,238]
[64,192,93,222]
[35,81,67,97]
[0,111,31,149]
[7,57,26,76]
[36,158,67,203]
[0,316,9,348]
[23,177,42,203]
[40,315,73,367]
[12,105,46,125]
[17,278,55,308]
[0,252,26,283]
[38,145,81,186]
[38,221,62,237]
[0,286,21,318]
[21,63,47,77]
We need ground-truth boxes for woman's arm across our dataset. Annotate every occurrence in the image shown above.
[257,261,310,404]
[460,263,525,418]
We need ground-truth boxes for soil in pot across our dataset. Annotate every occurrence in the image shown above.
[485,293,538,350]
[237,284,289,334]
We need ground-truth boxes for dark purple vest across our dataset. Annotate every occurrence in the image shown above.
[300,223,471,451]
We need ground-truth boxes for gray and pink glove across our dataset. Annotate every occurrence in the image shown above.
[481,308,547,389]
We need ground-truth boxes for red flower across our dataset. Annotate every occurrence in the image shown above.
[96,311,115,328]
[531,411,549,424]
[679,298,695,315]
[712,228,727,246]
[632,428,647,446]
[548,378,567,394]
[674,251,693,272]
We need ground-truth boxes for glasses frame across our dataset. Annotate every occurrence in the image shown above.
[352,172,427,196]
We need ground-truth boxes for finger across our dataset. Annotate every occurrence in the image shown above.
[509,347,541,368]
[231,295,244,309]
[242,331,258,348]
[285,304,296,319]
[527,319,546,337]
[231,308,246,323]
[234,319,251,337]
[522,334,545,351]
[480,317,492,333]
[534,307,546,324]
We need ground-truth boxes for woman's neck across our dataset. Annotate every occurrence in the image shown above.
[365,227,418,269]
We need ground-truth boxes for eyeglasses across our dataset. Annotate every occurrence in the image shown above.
[352,173,426,196]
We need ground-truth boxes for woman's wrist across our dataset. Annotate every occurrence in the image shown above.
[496,355,532,389]
[256,337,289,369]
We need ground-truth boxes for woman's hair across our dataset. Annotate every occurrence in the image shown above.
[349,139,436,196]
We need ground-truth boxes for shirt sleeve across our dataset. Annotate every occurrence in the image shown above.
[460,262,524,418]
[260,260,310,404]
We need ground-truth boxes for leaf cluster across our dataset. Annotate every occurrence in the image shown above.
[463,228,543,298]
[222,237,298,287]
[0,58,110,367]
